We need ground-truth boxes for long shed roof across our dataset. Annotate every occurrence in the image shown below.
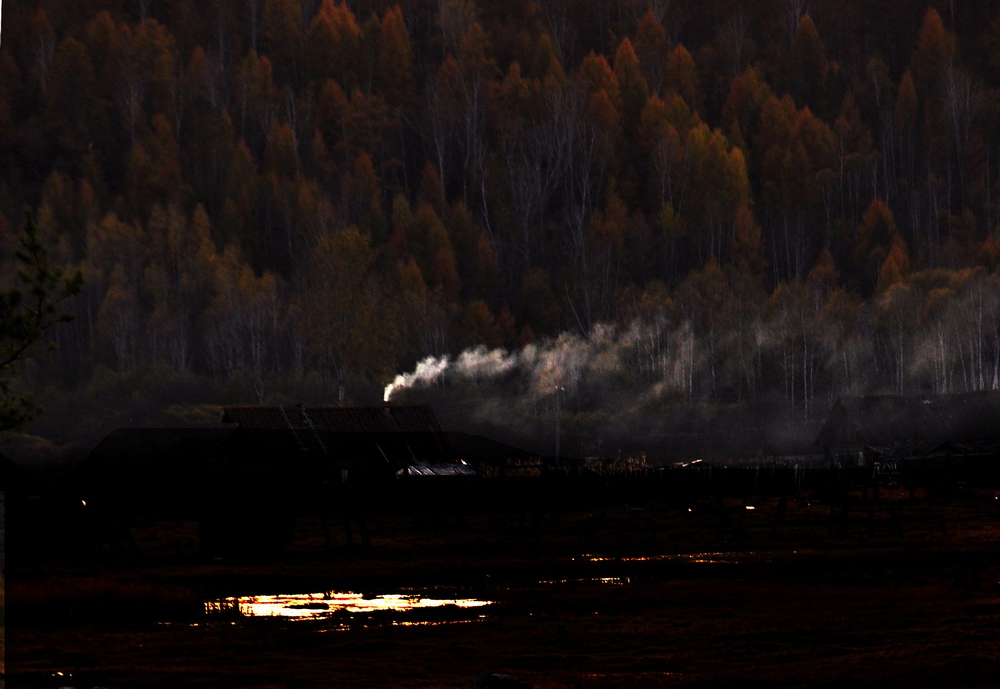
[221,405,443,434]
[220,405,454,466]
[80,426,239,480]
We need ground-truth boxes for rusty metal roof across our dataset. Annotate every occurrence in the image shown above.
[219,405,455,467]
[816,392,1000,449]
[397,460,477,477]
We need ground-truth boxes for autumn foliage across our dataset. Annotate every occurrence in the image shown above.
[4,1,1000,415]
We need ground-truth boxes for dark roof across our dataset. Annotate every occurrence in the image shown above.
[77,427,242,508]
[79,407,461,492]
[83,426,237,464]
[397,460,477,477]
[221,405,443,434]
[221,405,455,467]
[80,426,239,479]
[816,392,1000,449]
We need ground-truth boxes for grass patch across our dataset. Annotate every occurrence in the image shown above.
[8,576,201,625]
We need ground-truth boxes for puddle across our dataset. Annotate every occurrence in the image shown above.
[538,577,631,585]
[579,552,766,565]
[205,591,493,621]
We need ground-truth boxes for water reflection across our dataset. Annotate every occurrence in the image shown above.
[581,552,763,564]
[538,577,630,585]
[206,591,492,621]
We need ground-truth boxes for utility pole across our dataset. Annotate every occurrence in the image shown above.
[554,386,565,459]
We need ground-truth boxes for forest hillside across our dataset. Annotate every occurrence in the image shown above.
[3,0,1000,458]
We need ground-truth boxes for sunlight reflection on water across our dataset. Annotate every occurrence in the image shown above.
[580,552,765,564]
[205,591,492,620]
[538,577,630,585]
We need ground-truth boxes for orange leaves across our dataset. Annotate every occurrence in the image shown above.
[795,108,834,169]
[755,95,833,212]
[633,10,669,93]
[305,1,361,88]
[84,11,122,82]
[264,121,299,178]
[238,51,277,146]
[529,33,564,83]
[185,47,213,105]
[676,256,728,329]
[638,94,674,144]
[344,152,387,241]
[262,0,301,83]
[577,52,620,109]
[854,198,910,296]
[431,246,462,300]
[586,87,621,135]
[687,124,750,259]
[300,226,399,396]
[48,37,95,117]
[911,8,956,93]
[126,115,185,213]
[908,7,959,164]
[459,22,495,77]
[457,300,504,349]
[978,235,1000,272]
[378,6,417,110]
[88,212,146,287]
[390,195,462,300]
[721,67,772,148]
[316,79,349,144]
[665,44,703,118]
[613,38,648,129]
[789,14,827,111]
[572,52,626,162]
[588,192,628,251]
[833,93,872,165]
[497,62,535,120]
[639,95,682,207]
[221,139,258,252]
[120,18,178,121]
[857,197,897,249]
[876,237,911,294]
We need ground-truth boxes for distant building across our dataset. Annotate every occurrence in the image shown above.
[815,392,1000,464]
[81,405,474,504]
[77,405,477,555]
[220,404,467,475]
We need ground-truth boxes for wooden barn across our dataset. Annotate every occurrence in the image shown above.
[219,403,471,476]
[815,392,1000,467]
[76,405,477,556]
[80,404,472,502]
[79,426,239,512]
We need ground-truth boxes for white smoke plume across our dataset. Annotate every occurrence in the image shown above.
[455,345,521,380]
[384,355,451,401]
[383,321,697,403]
[383,345,527,402]
[381,316,839,460]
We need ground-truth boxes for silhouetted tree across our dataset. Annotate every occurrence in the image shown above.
[0,211,82,430]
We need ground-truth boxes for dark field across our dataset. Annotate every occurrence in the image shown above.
[8,485,1000,689]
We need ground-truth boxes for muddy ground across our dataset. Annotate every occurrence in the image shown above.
[7,486,1000,688]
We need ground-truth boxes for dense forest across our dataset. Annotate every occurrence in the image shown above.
[4,0,1000,449]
